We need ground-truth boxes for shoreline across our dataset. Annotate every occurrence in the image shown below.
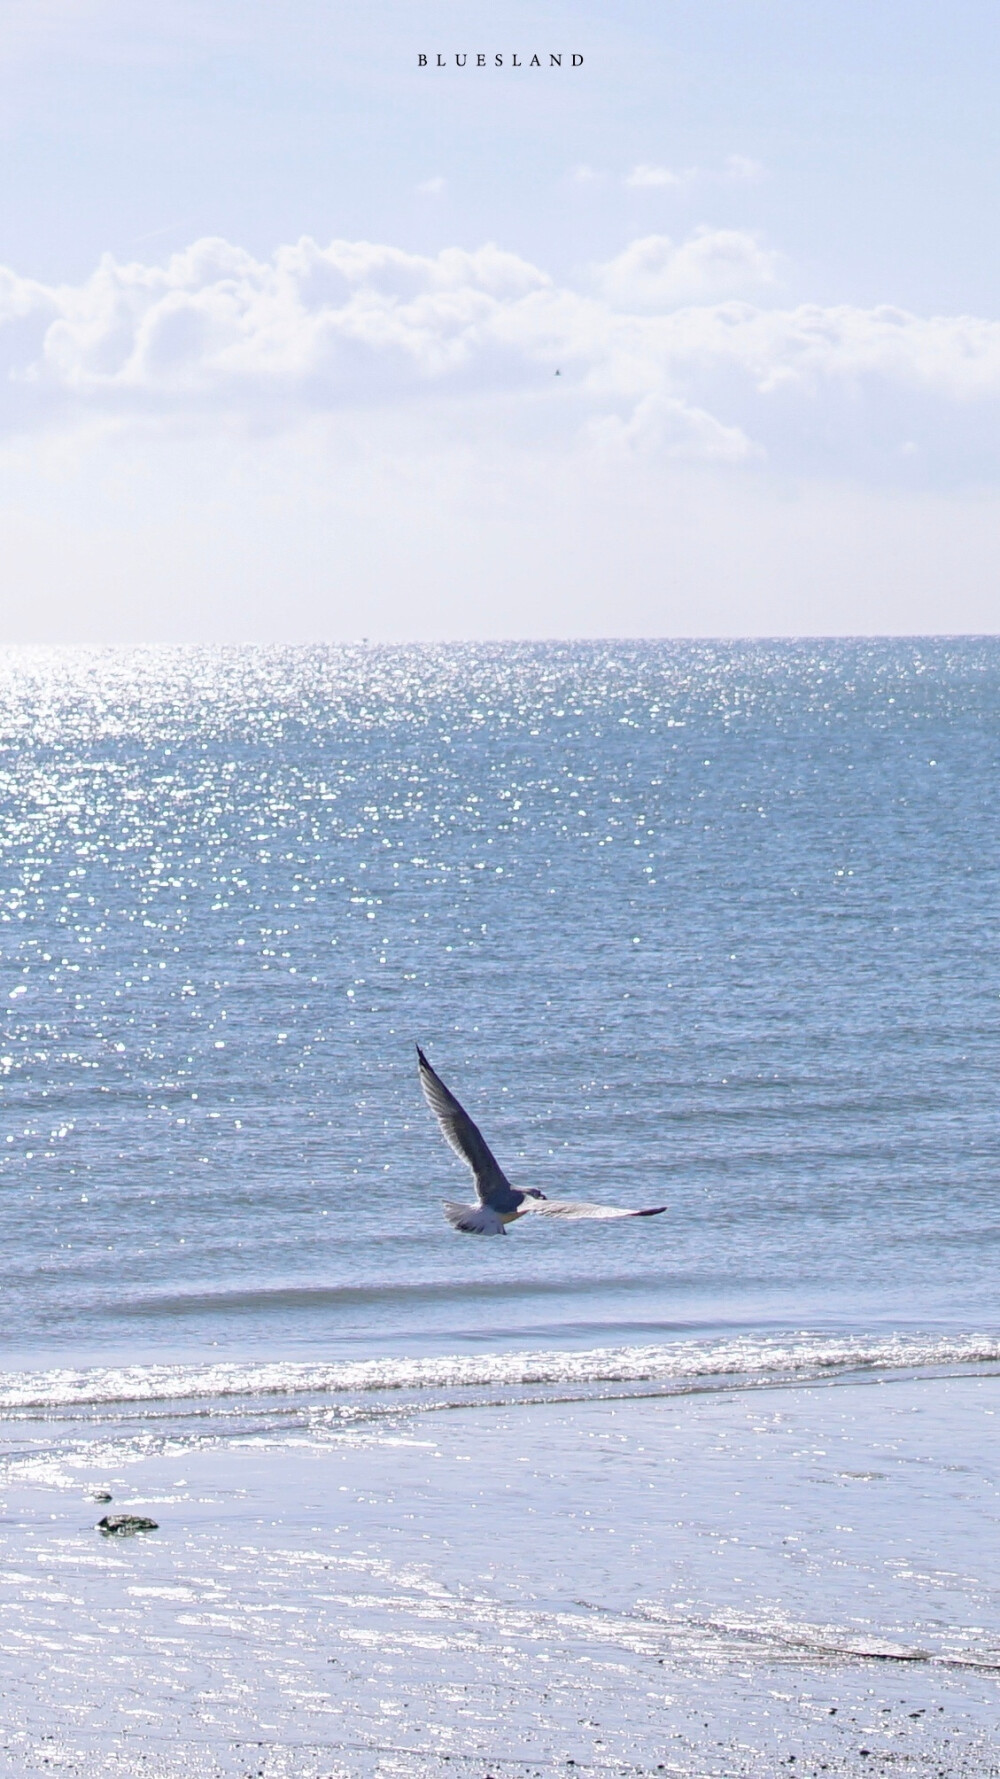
[2,1370,998,1776]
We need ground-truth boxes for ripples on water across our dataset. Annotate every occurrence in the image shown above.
[1,639,999,1362]
[4,642,1000,1775]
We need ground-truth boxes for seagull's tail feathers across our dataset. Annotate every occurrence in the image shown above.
[443,1200,507,1235]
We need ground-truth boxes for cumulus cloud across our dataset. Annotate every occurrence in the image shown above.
[2,229,1000,476]
[2,236,549,403]
[587,392,757,463]
[595,229,779,307]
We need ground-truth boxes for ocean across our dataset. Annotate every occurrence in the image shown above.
[1,640,998,1776]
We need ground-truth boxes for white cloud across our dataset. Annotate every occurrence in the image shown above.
[417,177,446,196]
[624,155,764,190]
[2,229,1000,482]
[2,236,550,403]
[587,392,757,463]
[625,164,690,190]
[594,229,779,307]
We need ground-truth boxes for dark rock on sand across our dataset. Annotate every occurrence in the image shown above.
[89,1490,113,1503]
[97,1514,158,1535]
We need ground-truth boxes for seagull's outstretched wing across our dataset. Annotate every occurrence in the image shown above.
[519,1200,667,1221]
[417,1046,514,1206]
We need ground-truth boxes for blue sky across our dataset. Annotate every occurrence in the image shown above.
[2,0,999,641]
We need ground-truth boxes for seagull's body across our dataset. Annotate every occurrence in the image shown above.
[416,1046,667,1234]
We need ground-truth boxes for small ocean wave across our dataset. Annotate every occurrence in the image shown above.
[1,1331,997,1412]
[113,1272,665,1318]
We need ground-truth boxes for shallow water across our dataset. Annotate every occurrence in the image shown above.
[1,641,999,1771]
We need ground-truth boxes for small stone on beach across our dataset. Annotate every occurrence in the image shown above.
[97,1514,158,1536]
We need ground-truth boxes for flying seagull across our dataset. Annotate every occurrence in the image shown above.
[416,1045,667,1234]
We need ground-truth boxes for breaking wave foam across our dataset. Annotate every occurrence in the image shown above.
[1,1331,998,1412]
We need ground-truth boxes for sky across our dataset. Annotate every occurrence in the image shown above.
[2,0,1000,642]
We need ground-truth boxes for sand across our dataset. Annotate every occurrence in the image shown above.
[1,1370,998,1776]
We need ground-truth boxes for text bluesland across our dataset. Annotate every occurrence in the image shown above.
[418,53,584,68]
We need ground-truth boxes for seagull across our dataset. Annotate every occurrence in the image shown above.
[416,1045,667,1234]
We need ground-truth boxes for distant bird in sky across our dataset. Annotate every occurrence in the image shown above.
[416,1046,667,1234]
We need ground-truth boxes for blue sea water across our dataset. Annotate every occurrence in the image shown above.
[1,638,998,1366]
[2,641,999,1777]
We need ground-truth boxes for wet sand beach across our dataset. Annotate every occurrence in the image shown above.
[2,1359,998,1777]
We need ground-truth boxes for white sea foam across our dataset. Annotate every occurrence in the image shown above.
[2,1331,997,1411]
